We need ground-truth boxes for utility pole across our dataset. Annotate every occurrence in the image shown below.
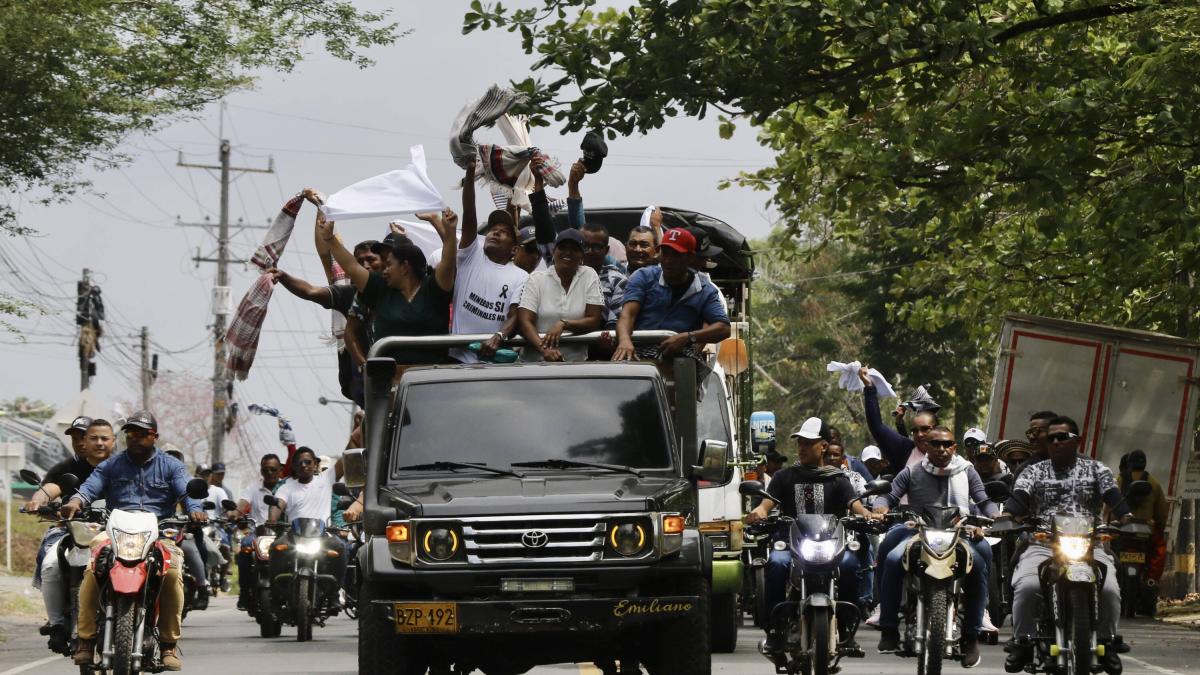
[77,268,92,391]
[140,327,152,409]
[177,136,273,465]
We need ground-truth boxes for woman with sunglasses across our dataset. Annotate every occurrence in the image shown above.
[515,228,604,362]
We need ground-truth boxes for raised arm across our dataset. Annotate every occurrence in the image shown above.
[418,209,459,293]
[459,161,479,250]
[566,161,585,228]
[315,217,370,292]
[859,367,914,469]
[269,268,333,308]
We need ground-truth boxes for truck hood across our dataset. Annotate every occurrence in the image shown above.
[381,474,693,518]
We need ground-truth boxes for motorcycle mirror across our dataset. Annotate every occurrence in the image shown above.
[863,479,892,497]
[57,473,80,494]
[185,478,210,500]
[879,474,895,482]
[202,501,216,510]
[221,499,238,512]
[336,496,355,511]
[332,482,351,497]
[738,479,765,496]
[263,494,279,507]
[983,480,1011,501]
[19,469,42,485]
[1126,480,1152,499]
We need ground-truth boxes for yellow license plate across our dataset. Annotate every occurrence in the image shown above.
[394,602,458,634]
[1119,551,1146,563]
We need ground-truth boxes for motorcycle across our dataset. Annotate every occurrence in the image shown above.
[84,477,210,675]
[19,471,102,660]
[1109,518,1154,618]
[260,494,346,642]
[742,514,774,628]
[331,483,363,619]
[197,499,239,597]
[887,504,992,675]
[739,478,891,675]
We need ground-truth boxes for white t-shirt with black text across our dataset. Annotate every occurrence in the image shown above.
[274,468,337,523]
[449,242,528,363]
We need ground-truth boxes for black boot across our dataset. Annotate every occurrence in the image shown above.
[960,633,981,668]
[1101,652,1122,675]
[1005,639,1033,673]
[46,623,69,654]
[878,628,901,653]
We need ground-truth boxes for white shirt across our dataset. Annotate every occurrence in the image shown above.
[205,485,229,519]
[449,242,529,363]
[247,483,279,525]
[273,468,337,523]
[518,265,604,362]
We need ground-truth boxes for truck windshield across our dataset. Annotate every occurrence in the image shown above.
[390,378,672,474]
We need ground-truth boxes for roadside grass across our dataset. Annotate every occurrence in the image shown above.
[0,500,48,577]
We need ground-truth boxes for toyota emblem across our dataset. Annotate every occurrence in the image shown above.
[521,530,549,548]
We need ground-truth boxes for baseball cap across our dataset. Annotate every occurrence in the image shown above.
[860,445,882,462]
[684,226,723,258]
[211,462,226,473]
[660,228,697,255]
[517,225,537,246]
[790,417,830,441]
[974,444,996,458]
[121,410,158,432]
[554,228,585,248]
[580,130,608,174]
[197,463,212,475]
[369,230,412,255]
[65,416,93,436]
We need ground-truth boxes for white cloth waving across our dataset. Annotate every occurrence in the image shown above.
[826,360,897,398]
[320,146,445,221]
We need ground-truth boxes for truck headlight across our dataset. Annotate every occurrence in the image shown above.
[254,535,277,561]
[610,522,649,557]
[112,530,150,561]
[1059,536,1090,562]
[421,526,460,562]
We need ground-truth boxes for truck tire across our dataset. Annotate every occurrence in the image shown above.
[711,591,740,653]
[644,576,711,675]
[358,583,426,674]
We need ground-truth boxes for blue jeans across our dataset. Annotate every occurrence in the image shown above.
[878,529,992,637]
[33,527,67,588]
[764,548,861,630]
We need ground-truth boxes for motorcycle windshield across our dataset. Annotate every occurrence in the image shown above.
[918,504,962,529]
[1052,515,1094,537]
[788,514,842,544]
[291,518,326,538]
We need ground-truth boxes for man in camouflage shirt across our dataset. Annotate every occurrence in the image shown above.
[1002,415,1131,675]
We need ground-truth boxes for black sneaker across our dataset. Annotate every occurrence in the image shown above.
[193,590,209,611]
[1101,652,1122,675]
[878,628,901,653]
[961,634,981,669]
[1004,642,1033,673]
[46,623,69,654]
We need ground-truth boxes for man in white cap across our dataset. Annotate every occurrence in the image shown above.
[746,417,879,661]
[859,445,886,479]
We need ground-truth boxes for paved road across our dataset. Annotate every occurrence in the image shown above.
[2,596,1197,675]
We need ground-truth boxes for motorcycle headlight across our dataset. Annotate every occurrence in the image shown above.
[609,522,650,557]
[69,521,104,547]
[254,535,277,560]
[1059,535,1091,561]
[294,538,322,556]
[421,527,460,562]
[798,539,838,564]
[922,529,957,556]
[112,530,150,561]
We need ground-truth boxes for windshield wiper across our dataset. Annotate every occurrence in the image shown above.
[396,461,525,479]
[511,458,643,478]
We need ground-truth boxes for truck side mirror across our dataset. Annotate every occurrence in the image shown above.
[186,478,210,500]
[342,448,366,488]
[691,439,727,482]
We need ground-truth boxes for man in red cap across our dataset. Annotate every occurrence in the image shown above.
[612,227,730,361]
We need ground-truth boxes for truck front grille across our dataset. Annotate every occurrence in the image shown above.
[460,515,610,565]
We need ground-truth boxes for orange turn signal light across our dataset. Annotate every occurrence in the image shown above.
[326,549,341,557]
[744,470,760,482]
[274,543,290,551]
[1033,532,1050,542]
[386,523,411,543]
[663,515,685,535]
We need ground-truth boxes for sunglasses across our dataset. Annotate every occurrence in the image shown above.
[1025,428,1046,439]
[928,439,955,449]
[582,242,608,252]
[1047,432,1079,443]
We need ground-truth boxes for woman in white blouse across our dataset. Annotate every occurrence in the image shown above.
[516,228,604,362]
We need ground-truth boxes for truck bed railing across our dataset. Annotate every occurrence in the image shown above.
[367,330,679,360]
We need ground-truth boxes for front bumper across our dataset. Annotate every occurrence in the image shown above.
[369,595,701,635]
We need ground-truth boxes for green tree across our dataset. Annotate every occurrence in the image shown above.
[0,0,401,233]
[0,397,55,422]
[468,0,1200,339]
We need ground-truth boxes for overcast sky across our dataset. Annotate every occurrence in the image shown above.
[0,1,777,494]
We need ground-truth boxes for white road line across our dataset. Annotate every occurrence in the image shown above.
[0,655,59,675]
[1126,655,1185,675]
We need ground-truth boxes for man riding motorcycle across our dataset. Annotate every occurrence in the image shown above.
[236,453,285,611]
[24,417,114,652]
[60,410,207,671]
[873,426,998,668]
[745,416,879,659]
[1001,415,1129,675]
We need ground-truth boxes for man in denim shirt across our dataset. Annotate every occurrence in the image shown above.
[61,410,205,671]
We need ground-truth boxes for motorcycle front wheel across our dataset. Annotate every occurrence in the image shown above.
[918,587,948,675]
[111,596,139,675]
[808,607,831,675]
[258,587,282,638]
[1066,587,1093,675]
[295,577,312,642]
